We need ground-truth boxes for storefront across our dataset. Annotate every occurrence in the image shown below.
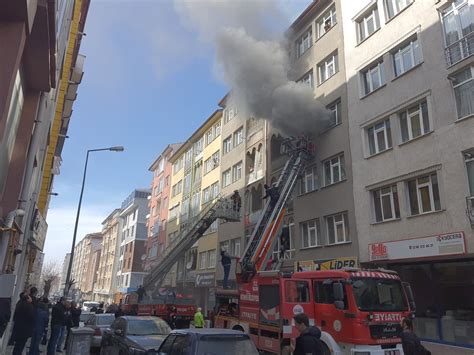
[368,231,474,349]
[195,272,216,314]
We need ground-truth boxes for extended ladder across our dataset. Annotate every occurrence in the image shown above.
[143,198,240,291]
[239,137,312,282]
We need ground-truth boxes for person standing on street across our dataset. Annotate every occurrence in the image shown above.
[220,246,238,289]
[29,297,49,355]
[64,301,81,350]
[11,293,35,355]
[194,307,205,328]
[401,318,431,355]
[95,302,104,314]
[47,297,67,355]
[293,313,322,355]
[56,300,70,352]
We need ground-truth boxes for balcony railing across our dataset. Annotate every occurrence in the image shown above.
[247,169,264,185]
[445,32,474,67]
[467,196,474,227]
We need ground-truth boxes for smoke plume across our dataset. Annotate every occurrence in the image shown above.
[175,0,331,136]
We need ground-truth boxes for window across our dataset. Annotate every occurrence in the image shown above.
[208,250,216,268]
[222,169,231,187]
[171,180,182,197]
[367,119,392,155]
[191,191,200,216]
[199,252,206,269]
[232,161,243,183]
[285,281,310,303]
[173,157,183,175]
[183,172,191,194]
[385,0,412,20]
[194,138,203,155]
[362,61,385,95]
[317,4,337,38]
[452,66,474,119]
[211,182,220,198]
[393,38,422,77]
[300,218,321,248]
[407,173,441,215]
[323,154,345,186]
[223,136,232,154]
[157,177,164,194]
[296,28,312,58]
[327,98,341,127]
[214,121,221,137]
[233,127,244,147]
[157,159,164,174]
[318,52,338,84]
[298,70,314,89]
[466,151,474,196]
[357,6,380,42]
[314,281,347,308]
[231,239,241,257]
[372,185,400,222]
[299,166,319,194]
[224,107,237,123]
[202,187,211,204]
[184,148,193,170]
[206,129,214,146]
[442,0,474,66]
[326,212,349,244]
[193,162,202,183]
[399,100,430,142]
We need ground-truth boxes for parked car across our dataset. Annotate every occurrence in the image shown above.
[157,328,259,355]
[100,316,171,354]
[79,312,94,327]
[82,301,100,312]
[85,313,116,353]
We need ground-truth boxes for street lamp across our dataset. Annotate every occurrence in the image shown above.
[63,146,124,296]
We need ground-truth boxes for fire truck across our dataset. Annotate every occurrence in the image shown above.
[212,137,416,354]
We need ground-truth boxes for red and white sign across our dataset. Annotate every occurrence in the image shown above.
[369,232,466,261]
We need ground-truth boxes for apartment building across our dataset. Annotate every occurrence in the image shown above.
[166,110,222,311]
[94,209,122,303]
[70,232,102,298]
[59,253,71,296]
[279,0,359,272]
[216,97,256,289]
[145,143,181,273]
[0,0,90,325]
[340,0,474,350]
[116,189,150,295]
[83,242,102,298]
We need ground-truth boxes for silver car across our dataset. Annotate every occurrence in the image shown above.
[84,313,116,353]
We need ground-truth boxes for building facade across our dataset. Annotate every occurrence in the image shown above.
[166,110,222,311]
[145,143,181,273]
[94,209,122,303]
[70,232,102,299]
[59,253,71,295]
[116,189,150,295]
[340,0,474,349]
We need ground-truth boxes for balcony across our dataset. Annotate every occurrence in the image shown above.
[445,32,474,67]
[247,169,264,185]
[467,196,474,227]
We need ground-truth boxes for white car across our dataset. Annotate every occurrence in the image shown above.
[82,301,100,312]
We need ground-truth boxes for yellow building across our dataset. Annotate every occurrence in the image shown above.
[166,110,222,310]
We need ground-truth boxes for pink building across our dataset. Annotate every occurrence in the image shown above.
[145,143,181,271]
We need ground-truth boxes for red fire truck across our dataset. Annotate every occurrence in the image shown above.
[213,137,416,354]
[214,268,415,354]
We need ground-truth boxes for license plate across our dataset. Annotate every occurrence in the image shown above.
[384,350,400,355]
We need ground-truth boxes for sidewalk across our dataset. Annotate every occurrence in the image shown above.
[423,341,474,355]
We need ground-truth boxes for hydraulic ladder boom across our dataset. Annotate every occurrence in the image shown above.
[143,198,240,292]
[238,137,312,282]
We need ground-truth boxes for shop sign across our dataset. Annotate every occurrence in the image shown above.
[195,272,215,287]
[294,257,358,271]
[369,231,466,261]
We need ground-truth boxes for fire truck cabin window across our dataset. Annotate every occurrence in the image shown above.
[314,281,348,309]
[352,278,408,312]
[285,280,310,303]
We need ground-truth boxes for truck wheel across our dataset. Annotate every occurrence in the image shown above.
[232,325,244,332]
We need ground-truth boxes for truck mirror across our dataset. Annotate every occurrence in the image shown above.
[402,282,416,312]
[333,282,344,301]
[334,300,345,310]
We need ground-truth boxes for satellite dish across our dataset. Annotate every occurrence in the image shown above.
[141,254,147,261]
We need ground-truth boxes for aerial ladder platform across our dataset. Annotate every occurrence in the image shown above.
[238,136,312,282]
[142,198,240,293]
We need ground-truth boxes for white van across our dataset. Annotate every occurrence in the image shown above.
[82,301,100,312]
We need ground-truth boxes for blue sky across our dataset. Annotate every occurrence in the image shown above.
[44,0,312,264]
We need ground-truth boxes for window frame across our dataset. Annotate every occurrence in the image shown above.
[372,184,400,222]
[326,212,349,245]
[326,98,342,127]
[316,4,337,39]
[357,6,380,43]
[323,154,345,186]
[318,51,338,84]
[451,66,474,120]
[300,218,321,249]
[384,0,412,20]
[367,119,392,156]
[233,126,244,147]
[199,252,207,270]
[222,169,231,187]
[362,61,385,96]
[223,136,232,155]
[296,27,313,58]
[232,161,243,183]
[208,250,216,269]
[407,173,441,215]
[298,70,314,89]
[399,100,430,143]
[393,38,422,77]
[299,166,319,195]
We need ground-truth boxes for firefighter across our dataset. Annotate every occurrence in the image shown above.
[263,183,279,208]
[220,246,238,289]
[194,307,204,328]
[293,313,323,355]
[230,190,242,212]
